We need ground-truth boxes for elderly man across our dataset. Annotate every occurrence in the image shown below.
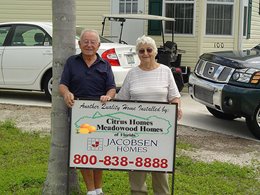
[59,29,116,195]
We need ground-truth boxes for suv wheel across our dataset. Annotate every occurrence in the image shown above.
[206,106,237,120]
[43,72,52,100]
[246,106,260,139]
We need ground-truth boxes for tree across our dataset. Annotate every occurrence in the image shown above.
[43,0,79,194]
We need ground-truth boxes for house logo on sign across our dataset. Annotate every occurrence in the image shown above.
[87,138,104,151]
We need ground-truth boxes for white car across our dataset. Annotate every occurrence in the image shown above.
[0,22,140,99]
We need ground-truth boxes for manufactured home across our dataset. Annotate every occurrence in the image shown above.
[1,0,259,68]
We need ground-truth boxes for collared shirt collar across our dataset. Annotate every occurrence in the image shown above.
[76,53,106,64]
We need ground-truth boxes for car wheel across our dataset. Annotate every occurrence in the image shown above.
[246,105,260,139]
[206,106,237,120]
[43,72,52,100]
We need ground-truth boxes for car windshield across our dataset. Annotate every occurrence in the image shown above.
[76,26,113,43]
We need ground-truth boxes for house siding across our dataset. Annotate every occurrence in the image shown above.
[0,0,109,32]
[0,1,52,21]
[200,1,237,54]
[243,0,260,48]
[192,0,260,69]
[1,0,259,70]
[76,1,110,31]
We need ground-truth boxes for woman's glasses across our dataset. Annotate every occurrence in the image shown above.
[138,48,153,54]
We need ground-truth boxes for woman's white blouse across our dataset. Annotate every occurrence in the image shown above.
[116,64,181,102]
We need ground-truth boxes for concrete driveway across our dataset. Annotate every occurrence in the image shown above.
[0,89,258,141]
[180,93,257,141]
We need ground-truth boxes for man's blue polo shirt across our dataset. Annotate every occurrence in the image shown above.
[60,53,116,99]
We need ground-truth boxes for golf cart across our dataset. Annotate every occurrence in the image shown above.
[101,14,191,91]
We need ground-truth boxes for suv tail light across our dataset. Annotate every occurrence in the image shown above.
[101,48,120,66]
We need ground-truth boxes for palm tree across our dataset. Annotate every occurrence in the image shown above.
[43,0,79,194]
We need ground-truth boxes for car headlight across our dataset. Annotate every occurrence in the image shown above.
[232,68,260,84]
[251,72,260,84]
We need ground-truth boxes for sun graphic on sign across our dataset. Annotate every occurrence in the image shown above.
[78,123,97,134]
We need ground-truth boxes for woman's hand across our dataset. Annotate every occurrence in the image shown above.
[170,97,182,120]
[177,107,183,120]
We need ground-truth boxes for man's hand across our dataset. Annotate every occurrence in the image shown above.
[59,84,75,108]
[100,95,112,103]
[64,91,75,108]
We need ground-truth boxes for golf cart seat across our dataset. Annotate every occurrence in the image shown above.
[156,41,180,67]
[156,41,184,92]
[164,41,177,54]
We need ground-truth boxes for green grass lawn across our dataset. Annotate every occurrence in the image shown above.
[0,120,259,195]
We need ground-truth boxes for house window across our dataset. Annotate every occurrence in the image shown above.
[243,5,248,36]
[164,0,195,34]
[206,0,234,35]
[247,0,252,39]
[119,0,138,14]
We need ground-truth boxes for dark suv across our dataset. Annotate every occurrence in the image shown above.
[188,44,260,139]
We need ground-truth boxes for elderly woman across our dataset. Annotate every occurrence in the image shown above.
[116,35,182,195]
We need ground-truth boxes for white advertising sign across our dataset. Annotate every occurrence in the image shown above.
[69,100,177,172]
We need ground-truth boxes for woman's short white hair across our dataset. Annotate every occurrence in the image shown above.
[136,35,157,55]
[80,29,100,43]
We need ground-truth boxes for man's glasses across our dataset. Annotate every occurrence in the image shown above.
[82,40,98,45]
[138,48,153,54]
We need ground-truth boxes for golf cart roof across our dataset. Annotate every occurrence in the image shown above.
[101,14,175,44]
[102,14,175,22]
